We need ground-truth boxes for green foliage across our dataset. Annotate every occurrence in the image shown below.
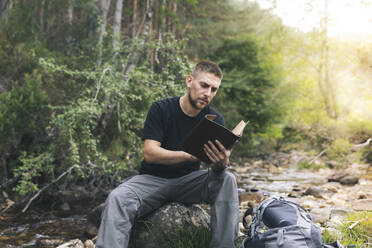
[13,152,54,195]
[326,138,362,166]
[0,72,50,174]
[297,161,326,171]
[323,211,372,248]
[208,35,284,154]
[0,6,191,193]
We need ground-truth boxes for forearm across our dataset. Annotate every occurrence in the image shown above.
[144,141,194,165]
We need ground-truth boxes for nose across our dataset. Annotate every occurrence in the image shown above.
[204,87,212,97]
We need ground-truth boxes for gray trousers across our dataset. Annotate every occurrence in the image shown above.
[96,169,239,248]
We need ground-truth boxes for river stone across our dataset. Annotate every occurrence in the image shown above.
[129,202,210,248]
[352,199,372,211]
[57,239,84,248]
[310,208,331,225]
[304,187,326,199]
[328,172,359,185]
[339,175,359,185]
[325,207,353,229]
[84,239,95,248]
[328,172,348,182]
[239,192,265,204]
[326,161,340,169]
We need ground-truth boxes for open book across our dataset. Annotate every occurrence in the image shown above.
[178,115,248,164]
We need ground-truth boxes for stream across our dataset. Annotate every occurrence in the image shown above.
[1,150,371,247]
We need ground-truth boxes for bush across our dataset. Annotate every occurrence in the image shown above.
[326,138,362,166]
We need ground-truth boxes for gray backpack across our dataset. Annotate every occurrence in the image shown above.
[240,197,323,248]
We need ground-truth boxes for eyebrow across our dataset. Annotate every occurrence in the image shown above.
[201,81,218,91]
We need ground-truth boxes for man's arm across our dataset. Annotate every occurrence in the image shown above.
[144,139,198,165]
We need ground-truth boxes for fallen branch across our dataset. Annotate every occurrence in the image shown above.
[309,149,328,165]
[22,165,77,213]
[349,218,367,230]
[352,138,372,150]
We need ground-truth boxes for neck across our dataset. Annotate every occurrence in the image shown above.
[180,94,201,117]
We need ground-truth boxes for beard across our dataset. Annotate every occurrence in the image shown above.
[188,90,208,110]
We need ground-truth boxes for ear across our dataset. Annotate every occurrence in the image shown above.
[185,75,193,87]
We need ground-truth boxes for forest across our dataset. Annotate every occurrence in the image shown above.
[0,0,371,247]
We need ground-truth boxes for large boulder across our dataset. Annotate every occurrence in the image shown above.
[129,203,210,248]
[87,202,211,248]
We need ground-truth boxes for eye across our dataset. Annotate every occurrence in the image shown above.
[211,87,218,92]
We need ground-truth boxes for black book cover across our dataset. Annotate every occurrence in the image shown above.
[178,115,241,164]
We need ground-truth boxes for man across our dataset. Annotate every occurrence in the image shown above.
[96,61,239,248]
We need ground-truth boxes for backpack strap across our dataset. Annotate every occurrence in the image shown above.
[249,197,278,237]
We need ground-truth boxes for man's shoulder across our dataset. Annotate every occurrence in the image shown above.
[206,105,223,118]
[205,106,225,125]
[153,96,179,108]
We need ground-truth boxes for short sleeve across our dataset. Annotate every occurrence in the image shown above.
[142,102,165,142]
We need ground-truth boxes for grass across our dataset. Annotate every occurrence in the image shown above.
[297,161,326,171]
[153,228,246,248]
[155,227,211,248]
[323,211,372,248]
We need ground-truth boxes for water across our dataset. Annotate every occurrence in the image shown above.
[0,203,96,247]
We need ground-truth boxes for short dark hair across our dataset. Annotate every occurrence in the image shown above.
[192,60,223,79]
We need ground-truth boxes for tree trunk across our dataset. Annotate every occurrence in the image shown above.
[97,0,111,67]
[319,0,337,119]
[67,0,74,25]
[38,0,45,39]
[124,0,154,75]
[171,2,177,35]
[132,0,137,38]
[0,0,9,19]
[112,0,124,51]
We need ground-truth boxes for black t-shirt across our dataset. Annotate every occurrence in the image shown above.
[140,96,225,178]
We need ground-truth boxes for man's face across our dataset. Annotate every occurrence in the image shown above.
[186,72,221,110]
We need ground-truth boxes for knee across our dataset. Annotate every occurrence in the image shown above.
[106,186,136,207]
[223,171,237,186]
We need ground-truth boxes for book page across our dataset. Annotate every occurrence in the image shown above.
[231,120,247,136]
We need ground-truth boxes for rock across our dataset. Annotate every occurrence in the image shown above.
[84,239,95,248]
[85,224,98,238]
[87,203,105,227]
[37,239,64,247]
[239,192,265,204]
[129,203,210,248]
[328,172,359,185]
[57,239,84,248]
[328,172,347,182]
[325,207,353,229]
[339,175,359,185]
[310,208,331,225]
[352,199,372,211]
[326,161,340,169]
[60,202,71,211]
[268,164,281,174]
[303,187,325,199]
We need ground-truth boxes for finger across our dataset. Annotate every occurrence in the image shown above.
[208,141,221,154]
[215,140,227,153]
[204,148,216,163]
[206,142,224,161]
[204,144,218,162]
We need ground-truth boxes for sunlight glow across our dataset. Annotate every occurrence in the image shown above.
[256,0,372,39]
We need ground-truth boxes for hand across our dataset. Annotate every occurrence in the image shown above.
[203,140,231,172]
[184,152,199,162]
